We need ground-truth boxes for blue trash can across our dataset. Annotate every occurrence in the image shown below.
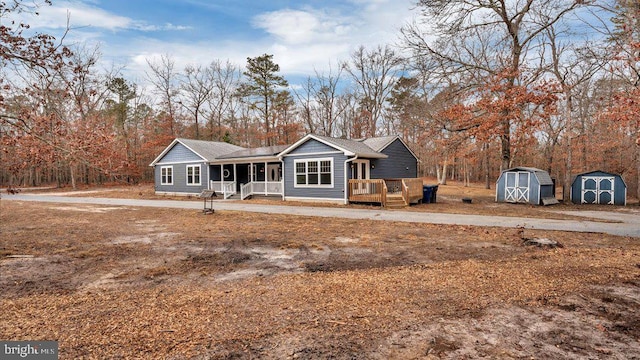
[422,185,433,203]
[423,185,438,204]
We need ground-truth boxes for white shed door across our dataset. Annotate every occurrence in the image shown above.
[505,171,530,203]
[581,176,614,204]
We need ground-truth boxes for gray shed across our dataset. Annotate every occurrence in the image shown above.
[496,167,557,205]
[571,170,627,205]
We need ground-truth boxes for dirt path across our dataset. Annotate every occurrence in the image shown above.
[5,193,640,237]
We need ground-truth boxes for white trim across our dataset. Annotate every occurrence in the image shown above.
[154,191,200,197]
[160,166,173,185]
[284,196,344,204]
[212,156,281,164]
[186,164,202,186]
[149,139,208,166]
[282,150,342,157]
[293,158,334,188]
[279,134,355,157]
[351,159,370,180]
[154,160,205,166]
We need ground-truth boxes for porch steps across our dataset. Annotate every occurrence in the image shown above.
[385,194,407,209]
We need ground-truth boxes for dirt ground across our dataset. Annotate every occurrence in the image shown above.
[1,196,639,359]
[26,180,640,221]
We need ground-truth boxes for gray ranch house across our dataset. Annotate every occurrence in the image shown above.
[150,134,421,206]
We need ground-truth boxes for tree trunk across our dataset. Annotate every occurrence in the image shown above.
[70,164,77,190]
[500,120,511,171]
[438,159,448,185]
[563,92,574,203]
[484,143,491,189]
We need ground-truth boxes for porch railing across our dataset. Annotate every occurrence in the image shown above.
[223,181,236,199]
[240,182,252,200]
[241,181,283,200]
[348,178,423,207]
[209,180,237,199]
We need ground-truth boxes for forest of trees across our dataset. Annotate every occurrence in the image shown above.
[1,0,639,201]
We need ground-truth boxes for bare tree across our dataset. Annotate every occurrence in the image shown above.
[343,45,404,137]
[146,54,180,136]
[402,0,588,170]
[180,64,214,139]
[205,59,241,141]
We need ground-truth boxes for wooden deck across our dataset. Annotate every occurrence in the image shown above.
[348,178,424,208]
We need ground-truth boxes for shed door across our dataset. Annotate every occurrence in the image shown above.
[582,176,614,204]
[505,171,530,203]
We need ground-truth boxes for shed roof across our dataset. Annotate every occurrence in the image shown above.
[571,170,627,188]
[504,167,554,186]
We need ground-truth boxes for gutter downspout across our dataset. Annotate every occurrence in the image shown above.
[344,156,358,205]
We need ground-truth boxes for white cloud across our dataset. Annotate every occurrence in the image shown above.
[20,1,190,32]
[252,8,352,45]
[21,0,414,86]
[20,1,132,30]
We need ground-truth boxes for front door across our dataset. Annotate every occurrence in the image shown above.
[504,171,530,203]
[351,160,370,194]
[267,164,281,182]
[582,176,614,204]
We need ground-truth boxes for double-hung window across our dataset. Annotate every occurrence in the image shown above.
[160,166,173,185]
[294,158,332,187]
[186,164,201,186]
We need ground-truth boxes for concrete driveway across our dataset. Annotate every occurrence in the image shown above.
[3,193,639,238]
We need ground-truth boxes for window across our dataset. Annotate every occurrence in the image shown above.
[186,164,201,185]
[294,158,333,187]
[160,166,173,185]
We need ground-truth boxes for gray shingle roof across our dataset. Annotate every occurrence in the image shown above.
[312,134,387,158]
[219,144,290,159]
[360,136,397,152]
[177,138,245,161]
[506,167,554,186]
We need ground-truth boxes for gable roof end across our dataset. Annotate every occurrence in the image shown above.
[149,138,245,166]
[362,136,419,160]
[279,134,387,158]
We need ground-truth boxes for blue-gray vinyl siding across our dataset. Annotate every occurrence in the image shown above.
[571,171,627,205]
[290,138,341,154]
[283,139,347,199]
[154,142,209,194]
[154,161,209,194]
[370,139,418,179]
[157,143,204,163]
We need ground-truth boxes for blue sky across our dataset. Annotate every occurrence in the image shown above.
[19,0,415,83]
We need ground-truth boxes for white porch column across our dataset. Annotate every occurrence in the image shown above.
[264,161,268,195]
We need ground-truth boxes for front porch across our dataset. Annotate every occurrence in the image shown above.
[209,161,284,200]
[348,178,424,208]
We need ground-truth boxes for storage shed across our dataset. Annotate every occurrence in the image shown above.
[571,170,627,205]
[496,167,558,205]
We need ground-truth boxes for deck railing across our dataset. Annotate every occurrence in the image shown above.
[348,179,387,205]
[348,178,423,207]
[402,178,424,204]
